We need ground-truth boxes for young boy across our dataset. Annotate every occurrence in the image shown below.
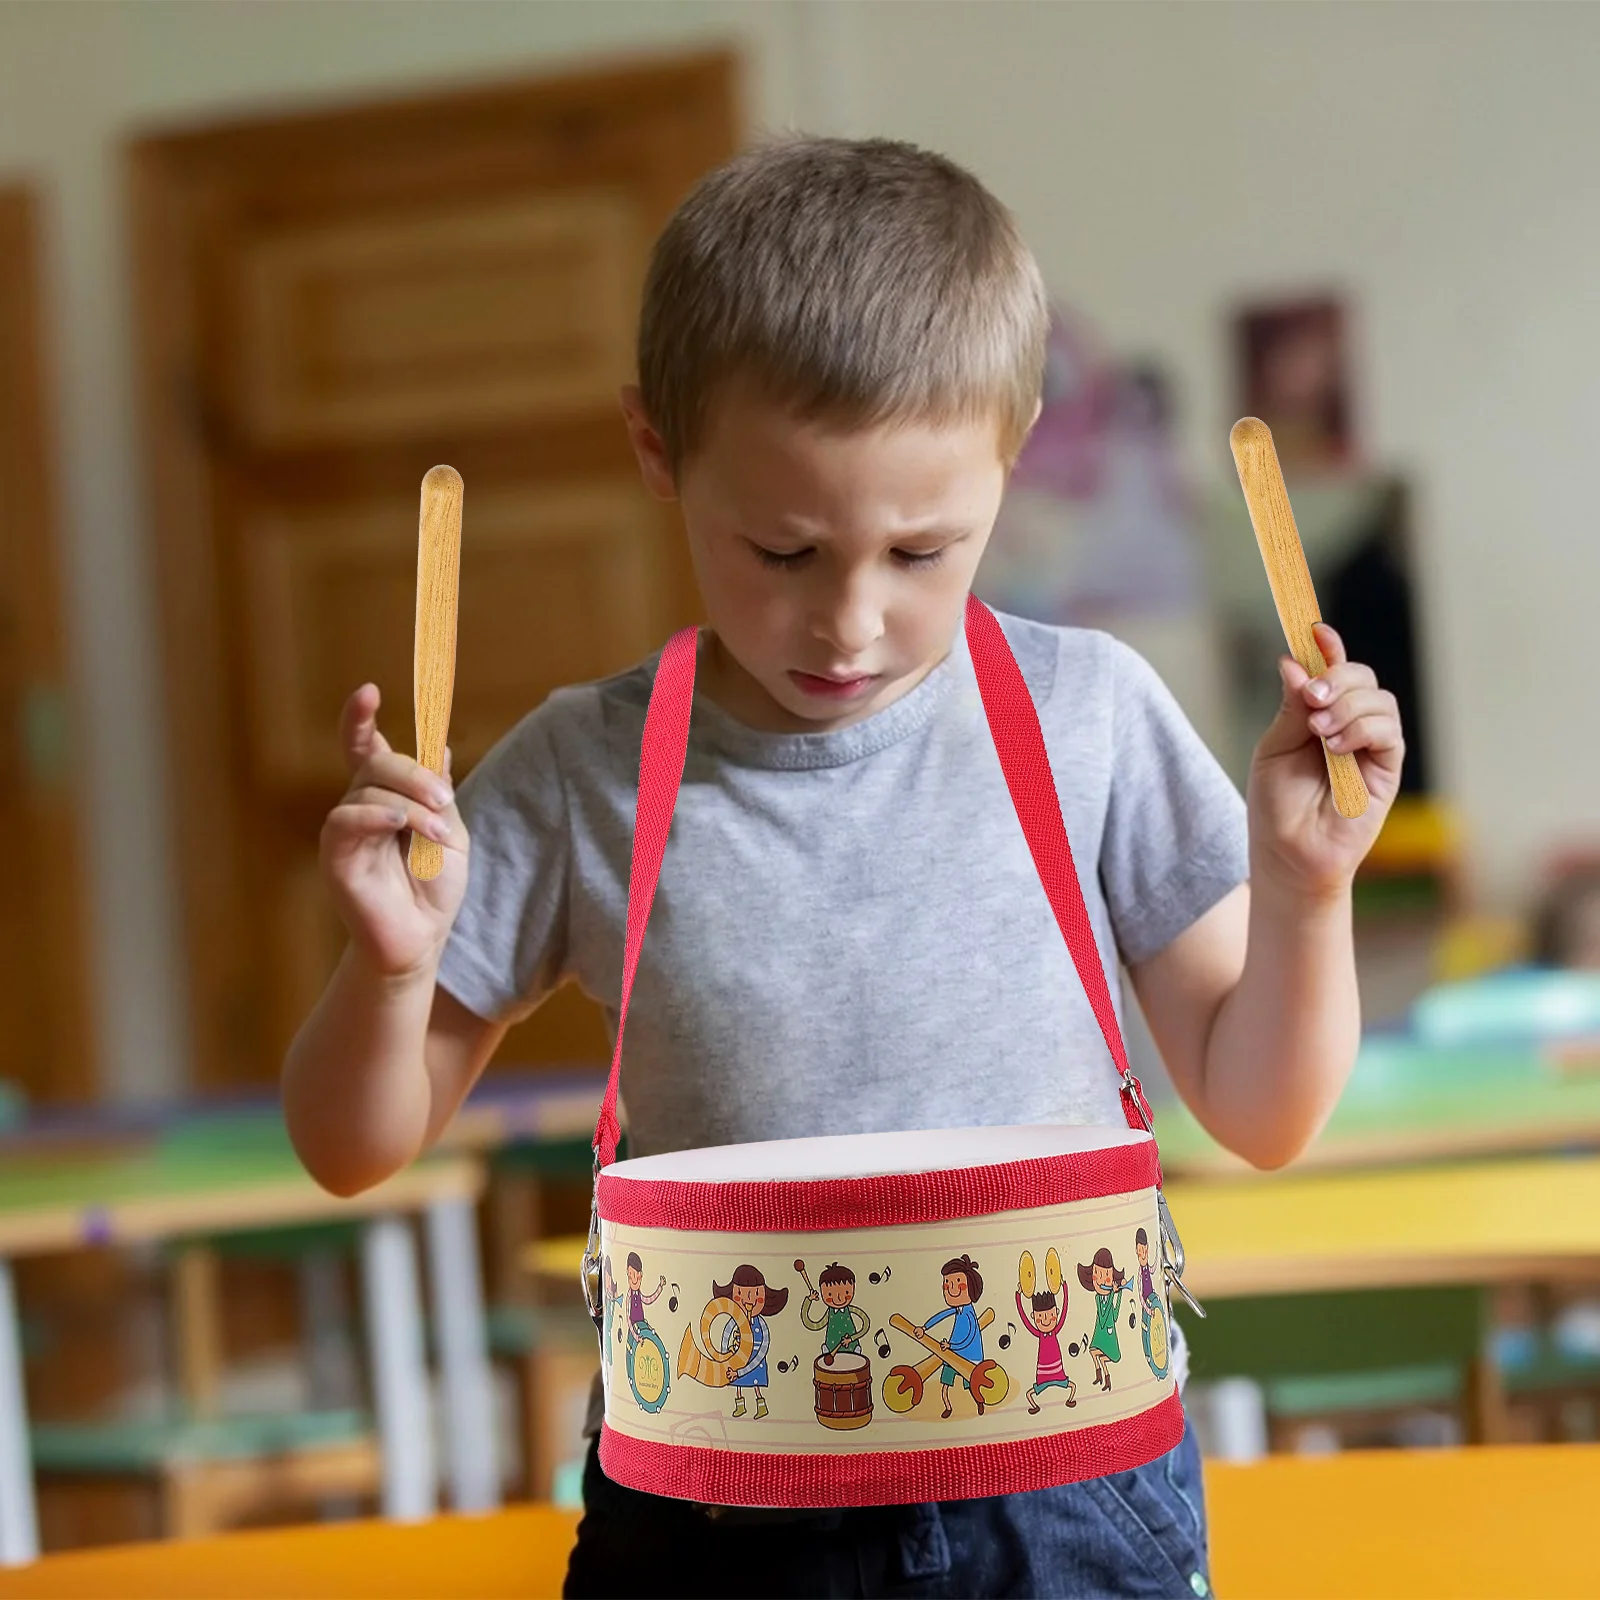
[283,135,1403,1598]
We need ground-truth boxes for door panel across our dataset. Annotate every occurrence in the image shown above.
[0,188,95,1105]
[234,190,644,447]
[131,54,739,1088]
[241,481,667,789]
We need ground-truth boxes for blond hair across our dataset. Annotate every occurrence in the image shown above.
[637,135,1049,474]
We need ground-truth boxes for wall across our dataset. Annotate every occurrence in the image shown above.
[0,0,1593,1096]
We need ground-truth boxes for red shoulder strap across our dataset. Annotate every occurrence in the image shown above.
[591,594,1157,1172]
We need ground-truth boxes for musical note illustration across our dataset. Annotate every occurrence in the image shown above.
[668,1282,680,1314]
[868,1265,892,1284]
[1068,1341,1080,1357]
[776,1354,801,1374]
[998,1321,1015,1351]
[875,1331,892,1359]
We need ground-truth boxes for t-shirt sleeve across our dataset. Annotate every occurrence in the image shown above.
[435,705,572,1024]
[1099,633,1250,967]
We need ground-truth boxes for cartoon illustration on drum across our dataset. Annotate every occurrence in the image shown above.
[1135,1229,1171,1380]
[891,1254,1008,1419]
[1077,1247,1129,1393]
[881,1307,997,1415]
[621,1251,671,1413]
[1016,1247,1077,1414]
[676,1264,789,1419]
[797,1259,874,1430]
[600,1255,623,1371]
[799,1260,872,1357]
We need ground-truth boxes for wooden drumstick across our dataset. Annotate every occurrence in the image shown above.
[794,1258,819,1301]
[1230,418,1369,820]
[409,465,463,880]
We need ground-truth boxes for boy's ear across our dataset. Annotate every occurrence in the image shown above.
[620,385,678,502]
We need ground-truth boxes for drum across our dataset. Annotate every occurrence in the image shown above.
[583,598,1199,1509]
[813,1350,873,1431]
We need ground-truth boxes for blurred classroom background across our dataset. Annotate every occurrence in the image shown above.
[0,0,1598,1579]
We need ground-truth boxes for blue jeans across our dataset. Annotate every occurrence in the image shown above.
[563,1419,1211,1598]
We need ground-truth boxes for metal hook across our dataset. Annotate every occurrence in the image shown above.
[1157,1189,1205,1318]
[581,1156,605,1339]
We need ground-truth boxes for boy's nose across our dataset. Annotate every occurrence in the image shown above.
[810,586,884,656]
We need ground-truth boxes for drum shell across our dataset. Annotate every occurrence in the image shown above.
[594,1133,1179,1508]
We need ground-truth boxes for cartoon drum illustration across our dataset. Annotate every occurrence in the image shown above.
[1141,1294,1170,1381]
[627,1322,672,1414]
[813,1350,873,1430]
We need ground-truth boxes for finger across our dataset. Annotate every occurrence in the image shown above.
[350,752,454,811]
[1301,660,1377,708]
[322,800,411,848]
[341,684,392,775]
[347,787,457,843]
[1311,620,1347,668]
[1307,687,1397,739]
[1320,710,1405,756]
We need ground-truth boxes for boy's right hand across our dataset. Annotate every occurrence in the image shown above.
[321,682,468,981]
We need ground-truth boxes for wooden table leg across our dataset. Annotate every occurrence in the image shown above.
[0,1256,39,1564]
[424,1198,499,1513]
[171,1245,222,1421]
[1465,1353,1511,1444]
[359,1216,436,1522]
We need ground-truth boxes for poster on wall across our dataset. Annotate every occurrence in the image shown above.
[1232,294,1356,475]
[976,305,1203,629]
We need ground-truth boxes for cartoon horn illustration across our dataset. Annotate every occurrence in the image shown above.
[676,1296,752,1388]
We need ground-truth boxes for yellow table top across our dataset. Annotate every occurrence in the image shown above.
[0,1150,484,1258]
[3,1446,1599,1599]
[1168,1151,1600,1298]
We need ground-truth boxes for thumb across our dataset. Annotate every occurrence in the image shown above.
[1257,654,1316,759]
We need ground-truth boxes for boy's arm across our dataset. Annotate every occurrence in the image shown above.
[1129,875,1359,1172]
[283,948,507,1197]
[1129,620,1400,1172]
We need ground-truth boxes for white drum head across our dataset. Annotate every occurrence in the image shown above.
[606,1123,1152,1182]
[819,1350,869,1375]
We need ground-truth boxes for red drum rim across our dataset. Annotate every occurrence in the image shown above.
[598,1389,1184,1507]
[597,1127,1159,1232]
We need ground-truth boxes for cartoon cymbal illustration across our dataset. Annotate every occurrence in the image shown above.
[1045,1247,1062,1297]
[1019,1250,1036,1298]
[881,1309,997,1413]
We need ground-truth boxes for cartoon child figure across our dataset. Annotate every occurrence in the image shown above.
[1015,1280,1076,1414]
[601,1254,623,1369]
[1135,1229,1158,1308]
[714,1264,790,1419]
[625,1251,666,1350]
[922,1254,987,1419]
[802,1262,871,1363]
[1077,1247,1129,1392]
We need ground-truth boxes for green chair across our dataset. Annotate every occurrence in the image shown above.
[31,1410,377,1539]
[1180,1286,1492,1451]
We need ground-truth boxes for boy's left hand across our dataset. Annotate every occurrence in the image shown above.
[1248,621,1405,902]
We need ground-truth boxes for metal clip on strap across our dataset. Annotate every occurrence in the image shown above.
[1121,1068,1206,1319]
[1157,1188,1205,1319]
[581,1155,605,1336]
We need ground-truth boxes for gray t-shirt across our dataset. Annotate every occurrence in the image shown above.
[437,609,1249,1433]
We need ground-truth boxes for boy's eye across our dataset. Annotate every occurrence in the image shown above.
[892,547,947,569]
[749,543,812,569]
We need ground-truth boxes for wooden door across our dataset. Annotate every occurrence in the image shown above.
[0,188,95,1105]
[129,54,739,1090]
